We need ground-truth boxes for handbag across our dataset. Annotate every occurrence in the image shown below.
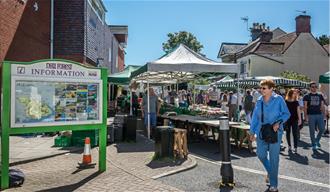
[260,101,278,143]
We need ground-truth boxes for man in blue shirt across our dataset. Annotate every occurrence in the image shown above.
[249,79,290,192]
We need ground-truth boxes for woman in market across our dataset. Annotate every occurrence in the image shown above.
[249,79,290,192]
[285,89,302,153]
[221,94,229,113]
[187,89,193,106]
[196,90,204,104]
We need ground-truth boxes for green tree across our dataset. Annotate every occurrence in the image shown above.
[280,70,311,82]
[162,31,204,54]
[316,35,329,46]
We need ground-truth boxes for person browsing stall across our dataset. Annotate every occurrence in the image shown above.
[208,86,219,107]
[141,88,160,136]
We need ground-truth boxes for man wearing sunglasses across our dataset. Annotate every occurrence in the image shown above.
[303,82,326,150]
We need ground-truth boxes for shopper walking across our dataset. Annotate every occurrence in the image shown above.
[249,79,290,192]
[285,89,302,153]
[303,82,326,150]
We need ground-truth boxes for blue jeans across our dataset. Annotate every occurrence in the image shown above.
[308,114,325,147]
[144,112,157,128]
[256,130,283,188]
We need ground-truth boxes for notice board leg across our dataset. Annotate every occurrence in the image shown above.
[99,126,107,172]
[1,131,10,189]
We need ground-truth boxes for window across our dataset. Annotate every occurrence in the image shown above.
[240,60,247,74]
[115,55,118,69]
[88,0,105,22]
[108,48,112,62]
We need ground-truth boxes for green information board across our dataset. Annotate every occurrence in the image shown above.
[1,59,108,189]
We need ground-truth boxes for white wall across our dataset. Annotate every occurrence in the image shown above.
[236,33,329,102]
[238,55,284,77]
[283,33,330,101]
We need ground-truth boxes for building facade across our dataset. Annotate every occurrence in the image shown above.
[218,15,330,100]
[0,0,51,62]
[0,0,127,74]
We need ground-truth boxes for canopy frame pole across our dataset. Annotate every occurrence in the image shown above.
[111,84,114,101]
[147,75,150,139]
[130,83,133,116]
[191,78,195,105]
[236,70,240,122]
[108,83,112,104]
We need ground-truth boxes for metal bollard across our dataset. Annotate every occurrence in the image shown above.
[219,116,235,188]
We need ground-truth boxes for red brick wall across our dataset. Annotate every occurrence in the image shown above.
[0,0,27,62]
[5,0,50,62]
[296,15,311,34]
[118,47,125,72]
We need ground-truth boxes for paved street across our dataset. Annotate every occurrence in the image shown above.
[159,126,330,192]
[1,0,329,191]
[9,134,76,164]
[5,134,196,192]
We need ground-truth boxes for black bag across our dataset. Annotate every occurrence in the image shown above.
[9,168,25,187]
[260,102,278,143]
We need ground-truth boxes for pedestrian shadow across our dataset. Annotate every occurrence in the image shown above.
[282,150,309,165]
[35,171,102,192]
[311,149,330,164]
[321,134,329,138]
[219,186,234,192]
[298,140,311,150]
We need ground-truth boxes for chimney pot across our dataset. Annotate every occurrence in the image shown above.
[295,15,311,34]
[260,31,273,42]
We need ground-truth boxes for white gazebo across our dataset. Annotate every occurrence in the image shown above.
[131,44,239,138]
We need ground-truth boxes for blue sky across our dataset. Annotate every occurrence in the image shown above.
[104,0,329,65]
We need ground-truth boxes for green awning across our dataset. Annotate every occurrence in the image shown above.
[108,65,141,85]
[319,71,330,84]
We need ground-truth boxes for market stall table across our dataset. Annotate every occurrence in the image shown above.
[230,124,252,153]
[159,114,251,151]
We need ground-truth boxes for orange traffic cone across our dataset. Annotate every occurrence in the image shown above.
[82,137,92,164]
[77,137,95,169]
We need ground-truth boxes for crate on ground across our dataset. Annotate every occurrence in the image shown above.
[71,130,99,147]
[54,136,72,147]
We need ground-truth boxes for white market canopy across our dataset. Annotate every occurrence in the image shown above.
[131,44,239,82]
[130,44,239,139]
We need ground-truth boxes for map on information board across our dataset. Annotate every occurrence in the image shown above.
[14,80,101,126]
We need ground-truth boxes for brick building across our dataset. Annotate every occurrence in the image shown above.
[0,0,127,74]
[0,0,50,62]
